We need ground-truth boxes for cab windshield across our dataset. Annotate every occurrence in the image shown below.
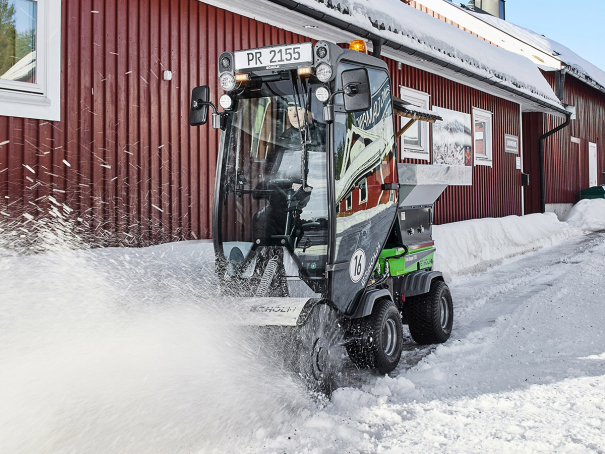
[217,76,328,279]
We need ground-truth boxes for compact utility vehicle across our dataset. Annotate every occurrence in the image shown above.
[190,39,466,391]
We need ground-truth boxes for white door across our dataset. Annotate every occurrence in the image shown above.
[588,142,598,187]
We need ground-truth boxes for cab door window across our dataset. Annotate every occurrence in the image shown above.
[331,66,398,313]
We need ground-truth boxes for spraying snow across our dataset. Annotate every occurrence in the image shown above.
[0,225,312,453]
[2,201,605,452]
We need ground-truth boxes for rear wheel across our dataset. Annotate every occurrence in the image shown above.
[346,299,403,374]
[405,280,453,345]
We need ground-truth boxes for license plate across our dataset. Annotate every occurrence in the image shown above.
[234,43,313,71]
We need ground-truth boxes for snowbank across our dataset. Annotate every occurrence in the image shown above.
[565,198,605,232]
[433,212,581,278]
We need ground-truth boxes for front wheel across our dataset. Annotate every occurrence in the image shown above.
[297,303,346,395]
[405,280,453,345]
[346,299,403,374]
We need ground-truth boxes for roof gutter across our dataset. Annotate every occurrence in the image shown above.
[266,0,568,117]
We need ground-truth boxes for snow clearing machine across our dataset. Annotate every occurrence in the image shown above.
[190,39,468,392]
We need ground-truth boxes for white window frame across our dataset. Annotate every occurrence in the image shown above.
[0,0,61,121]
[399,86,430,161]
[358,178,367,205]
[473,107,493,167]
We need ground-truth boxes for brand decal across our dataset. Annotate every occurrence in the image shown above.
[250,305,296,313]
[353,80,392,131]
[361,242,382,286]
[419,256,433,268]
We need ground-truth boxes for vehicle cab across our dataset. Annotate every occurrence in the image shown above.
[190,41,399,316]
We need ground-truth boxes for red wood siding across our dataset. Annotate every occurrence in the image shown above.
[547,75,605,201]
[523,73,605,213]
[0,0,311,245]
[1,0,525,246]
[521,111,544,214]
[388,60,522,224]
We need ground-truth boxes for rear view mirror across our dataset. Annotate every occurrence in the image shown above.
[341,68,371,113]
[190,85,210,126]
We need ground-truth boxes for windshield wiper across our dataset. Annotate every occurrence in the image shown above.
[289,72,312,191]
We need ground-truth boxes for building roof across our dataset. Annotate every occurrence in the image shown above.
[252,0,566,116]
[465,11,605,93]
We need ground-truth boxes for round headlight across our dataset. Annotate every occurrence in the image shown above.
[220,56,231,69]
[316,63,333,82]
[220,73,236,91]
[316,46,328,59]
[219,94,234,110]
[315,86,330,103]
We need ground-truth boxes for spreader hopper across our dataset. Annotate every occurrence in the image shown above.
[396,164,472,246]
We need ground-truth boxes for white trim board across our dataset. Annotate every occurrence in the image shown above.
[0,0,62,121]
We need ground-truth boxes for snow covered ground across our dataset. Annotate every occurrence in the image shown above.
[0,200,604,453]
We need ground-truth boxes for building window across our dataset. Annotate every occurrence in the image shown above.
[399,86,430,161]
[358,178,367,205]
[0,0,37,84]
[345,192,352,211]
[0,0,61,121]
[473,107,493,167]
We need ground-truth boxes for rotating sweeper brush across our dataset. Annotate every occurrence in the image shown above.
[189,40,470,392]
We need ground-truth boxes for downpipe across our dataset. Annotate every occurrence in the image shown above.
[539,113,571,213]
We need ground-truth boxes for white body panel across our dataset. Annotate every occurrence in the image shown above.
[222,297,311,326]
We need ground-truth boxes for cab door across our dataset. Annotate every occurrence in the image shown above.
[330,65,398,314]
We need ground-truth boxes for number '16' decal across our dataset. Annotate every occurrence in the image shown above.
[349,249,366,283]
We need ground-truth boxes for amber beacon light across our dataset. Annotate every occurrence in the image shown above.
[349,40,367,53]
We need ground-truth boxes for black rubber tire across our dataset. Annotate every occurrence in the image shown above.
[405,280,453,345]
[346,298,403,375]
[297,303,346,395]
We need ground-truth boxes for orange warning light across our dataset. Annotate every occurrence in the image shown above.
[349,40,368,54]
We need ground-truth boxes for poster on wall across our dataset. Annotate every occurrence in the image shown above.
[432,106,472,167]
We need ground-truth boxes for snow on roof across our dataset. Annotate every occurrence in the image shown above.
[464,12,605,92]
[294,0,562,107]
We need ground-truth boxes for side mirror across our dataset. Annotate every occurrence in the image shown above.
[189,85,210,126]
[341,68,371,113]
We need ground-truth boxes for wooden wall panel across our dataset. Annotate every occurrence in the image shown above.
[388,60,522,225]
[0,0,315,245]
[1,0,574,246]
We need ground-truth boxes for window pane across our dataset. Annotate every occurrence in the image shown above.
[0,0,37,83]
[403,118,422,147]
[475,120,485,156]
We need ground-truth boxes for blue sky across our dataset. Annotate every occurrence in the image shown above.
[505,0,605,72]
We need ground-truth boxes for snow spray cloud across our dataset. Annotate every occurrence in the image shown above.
[0,216,312,453]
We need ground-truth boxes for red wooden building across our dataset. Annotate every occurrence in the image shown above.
[404,0,605,218]
[0,0,598,246]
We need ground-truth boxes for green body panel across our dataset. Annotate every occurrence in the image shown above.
[378,247,434,276]
[580,186,605,199]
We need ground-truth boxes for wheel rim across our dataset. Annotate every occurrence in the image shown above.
[382,318,398,356]
[440,296,450,330]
